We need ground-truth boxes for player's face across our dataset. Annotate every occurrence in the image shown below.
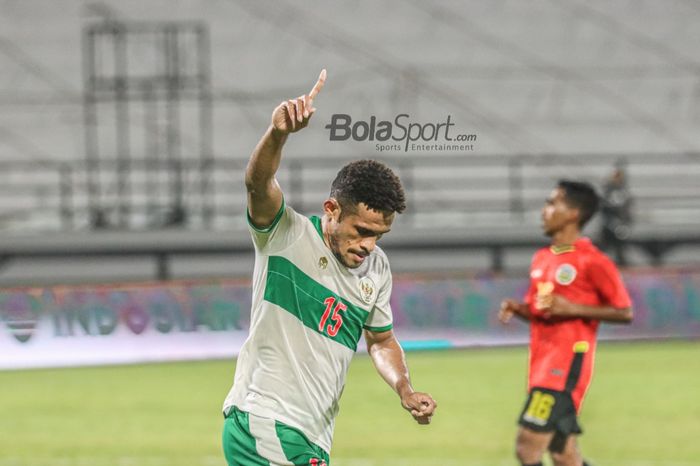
[323,200,394,268]
[541,188,578,236]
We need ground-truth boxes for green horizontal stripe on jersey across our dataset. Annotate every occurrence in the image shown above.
[265,255,369,351]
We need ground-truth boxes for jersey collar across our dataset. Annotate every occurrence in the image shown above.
[309,215,324,240]
[549,237,592,255]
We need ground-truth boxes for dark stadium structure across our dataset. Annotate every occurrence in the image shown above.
[1,2,700,283]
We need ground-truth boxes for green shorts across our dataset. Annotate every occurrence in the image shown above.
[222,406,331,466]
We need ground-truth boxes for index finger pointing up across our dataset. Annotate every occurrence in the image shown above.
[308,69,327,100]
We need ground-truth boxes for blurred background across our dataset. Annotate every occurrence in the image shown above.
[0,1,698,465]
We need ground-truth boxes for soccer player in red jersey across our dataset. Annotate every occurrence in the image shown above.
[499,180,633,466]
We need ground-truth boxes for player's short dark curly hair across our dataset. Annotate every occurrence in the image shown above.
[558,179,599,228]
[330,160,406,216]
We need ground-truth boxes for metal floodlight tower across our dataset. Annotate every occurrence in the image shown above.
[82,19,213,229]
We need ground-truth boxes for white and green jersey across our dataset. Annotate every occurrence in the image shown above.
[223,201,394,454]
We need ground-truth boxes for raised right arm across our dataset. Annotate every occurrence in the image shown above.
[246,69,326,228]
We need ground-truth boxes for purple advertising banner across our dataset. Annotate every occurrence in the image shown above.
[389,269,700,349]
[0,280,252,369]
[1,270,699,369]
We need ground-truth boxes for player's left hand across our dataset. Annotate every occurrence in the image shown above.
[401,392,437,425]
[498,298,521,323]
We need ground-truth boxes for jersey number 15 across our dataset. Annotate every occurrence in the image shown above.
[319,297,346,337]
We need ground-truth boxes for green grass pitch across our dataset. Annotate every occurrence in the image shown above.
[0,340,698,465]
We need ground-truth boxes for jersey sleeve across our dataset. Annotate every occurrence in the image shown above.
[589,253,632,309]
[523,250,542,306]
[363,271,393,333]
[247,199,305,254]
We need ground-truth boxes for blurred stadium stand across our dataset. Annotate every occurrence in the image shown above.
[1,0,700,284]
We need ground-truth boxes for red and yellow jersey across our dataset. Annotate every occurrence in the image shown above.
[523,237,631,411]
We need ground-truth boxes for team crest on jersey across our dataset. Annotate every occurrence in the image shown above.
[359,276,375,304]
[555,263,577,285]
[318,256,328,269]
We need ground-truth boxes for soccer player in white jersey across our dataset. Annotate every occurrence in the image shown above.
[221,70,437,465]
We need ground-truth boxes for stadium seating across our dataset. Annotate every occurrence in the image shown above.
[1,0,700,283]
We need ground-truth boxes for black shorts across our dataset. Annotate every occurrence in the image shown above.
[518,387,583,451]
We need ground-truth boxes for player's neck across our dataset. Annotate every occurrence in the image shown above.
[550,225,580,247]
[320,215,332,249]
